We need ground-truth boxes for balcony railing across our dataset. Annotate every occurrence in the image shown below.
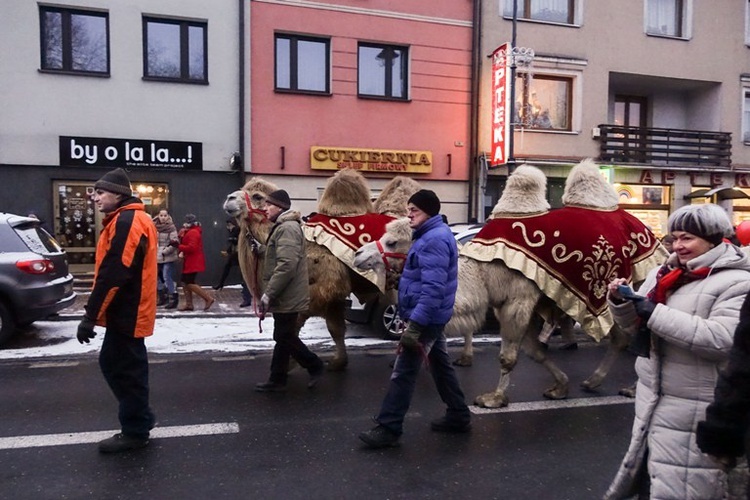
[596,125,731,168]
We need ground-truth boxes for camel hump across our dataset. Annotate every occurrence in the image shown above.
[374,176,421,217]
[318,169,374,216]
[491,164,550,215]
[562,158,619,208]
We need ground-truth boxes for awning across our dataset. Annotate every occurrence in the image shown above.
[683,187,750,200]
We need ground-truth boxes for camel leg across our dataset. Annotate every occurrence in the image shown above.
[558,316,578,350]
[580,325,631,392]
[453,330,474,367]
[323,301,348,372]
[521,325,569,400]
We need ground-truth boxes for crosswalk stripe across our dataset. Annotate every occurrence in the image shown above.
[470,395,634,414]
[0,422,240,450]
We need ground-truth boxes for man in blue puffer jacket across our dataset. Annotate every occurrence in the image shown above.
[359,190,471,448]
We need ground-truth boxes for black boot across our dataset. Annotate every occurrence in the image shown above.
[157,290,167,307]
[165,293,179,310]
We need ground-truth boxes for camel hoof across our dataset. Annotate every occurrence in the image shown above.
[580,378,602,392]
[543,385,569,400]
[474,392,509,409]
[325,358,348,372]
[618,384,636,398]
[452,355,473,367]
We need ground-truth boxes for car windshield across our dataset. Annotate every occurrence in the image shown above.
[14,224,63,254]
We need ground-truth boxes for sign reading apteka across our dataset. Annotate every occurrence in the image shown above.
[60,136,203,170]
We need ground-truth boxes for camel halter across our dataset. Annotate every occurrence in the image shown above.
[243,191,268,224]
[375,240,407,274]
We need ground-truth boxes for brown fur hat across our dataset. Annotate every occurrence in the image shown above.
[562,158,619,208]
[374,176,421,217]
[491,165,550,216]
[318,169,374,216]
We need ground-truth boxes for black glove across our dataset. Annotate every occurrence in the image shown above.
[77,317,96,344]
[634,299,656,320]
[399,322,423,350]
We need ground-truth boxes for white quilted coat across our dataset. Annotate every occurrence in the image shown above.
[604,244,750,500]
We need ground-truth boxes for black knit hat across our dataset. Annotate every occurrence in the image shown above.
[184,214,198,225]
[408,189,441,217]
[266,189,291,210]
[94,168,132,196]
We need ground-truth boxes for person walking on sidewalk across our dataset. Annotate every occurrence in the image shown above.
[154,209,179,309]
[177,214,215,311]
[75,167,157,453]
[213,218,252,308]
[255,189,324,392]
[359,189,471,449]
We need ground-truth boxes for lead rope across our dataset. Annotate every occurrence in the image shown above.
[242,191,269,333]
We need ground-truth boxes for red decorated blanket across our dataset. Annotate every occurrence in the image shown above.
[303,213,396,291]
[461,206,668,341]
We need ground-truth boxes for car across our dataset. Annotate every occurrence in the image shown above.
[345,222,486,339]
[0,213,76,344]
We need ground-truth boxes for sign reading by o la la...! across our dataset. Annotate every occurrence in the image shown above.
[311,146,432,173]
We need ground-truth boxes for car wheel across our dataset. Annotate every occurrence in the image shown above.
[0,301,16,345]
[373,300,405,340]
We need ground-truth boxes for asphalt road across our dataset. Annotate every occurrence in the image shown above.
[0,338,637,499]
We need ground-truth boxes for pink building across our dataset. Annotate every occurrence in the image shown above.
[249,0,475,223]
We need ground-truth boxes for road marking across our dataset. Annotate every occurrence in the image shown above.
[0,422,240,450]
[29,361,80,368]
[470,395,634,414]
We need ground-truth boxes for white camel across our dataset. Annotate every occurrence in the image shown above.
[354,160,667,408]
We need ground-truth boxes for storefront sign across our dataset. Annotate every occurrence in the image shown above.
[310,147,432,173]
[60,136,203,170]
[490,43,511,167]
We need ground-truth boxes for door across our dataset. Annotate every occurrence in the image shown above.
[614,95,648,162]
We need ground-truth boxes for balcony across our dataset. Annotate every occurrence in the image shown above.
[596,125,731,168]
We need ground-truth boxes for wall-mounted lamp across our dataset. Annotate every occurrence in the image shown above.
[230,152,243,171]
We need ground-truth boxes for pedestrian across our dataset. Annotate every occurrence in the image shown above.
[75,167,157,453]
[604,203,750,499]
[255,189,324,392]
[154,209,179,309]
[214,218,252,308]
[697,290,750,498]
[177,213,215,311]
[358,189,470,449]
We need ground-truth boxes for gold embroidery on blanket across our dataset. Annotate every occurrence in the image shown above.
[582,236,621,299]
[512,221,545,247]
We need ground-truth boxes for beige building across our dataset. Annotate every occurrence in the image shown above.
[478,0,750,236]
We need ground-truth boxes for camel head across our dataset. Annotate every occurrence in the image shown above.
[562,158,619,209]
[353,218,412,286]
[490,164,550,217]
[318,168,374,216]
[374,176,421,217]
[222,177,279,223]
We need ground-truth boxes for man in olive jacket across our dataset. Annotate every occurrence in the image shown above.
[255,189,324,392]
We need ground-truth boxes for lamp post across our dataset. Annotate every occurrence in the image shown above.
[506,1,534,174]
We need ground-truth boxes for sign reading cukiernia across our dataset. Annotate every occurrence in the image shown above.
[311,146,432,173]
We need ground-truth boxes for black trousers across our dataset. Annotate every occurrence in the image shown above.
[269,312,322,384]
[99,330,155,439]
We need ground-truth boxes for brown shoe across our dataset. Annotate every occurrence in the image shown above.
[203,297,215,311]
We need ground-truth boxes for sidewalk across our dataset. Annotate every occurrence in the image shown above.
[58,285,256,321]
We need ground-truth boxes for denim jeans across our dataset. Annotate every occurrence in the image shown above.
[158,261,176,294]
[99,331,155,439]
[375,324,470,435]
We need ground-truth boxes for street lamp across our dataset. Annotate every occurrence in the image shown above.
[506,0,534,174]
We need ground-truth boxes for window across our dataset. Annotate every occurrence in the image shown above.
[743,88,750,143]
[502,0,575,24]
[275,34,329,93]
[40,6,109,75]
[646,0,684,37]
[358,43,408,100]
[143,17,207,83]
[515,73,572,131]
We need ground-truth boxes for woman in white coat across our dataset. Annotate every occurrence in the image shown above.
[604,204,750,500]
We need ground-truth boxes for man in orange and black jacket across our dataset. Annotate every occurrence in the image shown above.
[76,167,158,453]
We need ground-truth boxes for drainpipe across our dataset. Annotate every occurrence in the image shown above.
[238,0,246,181]
[468,0,482,223]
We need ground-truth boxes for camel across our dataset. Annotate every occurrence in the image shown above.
[223,170,420,371]
[353,160,667,408]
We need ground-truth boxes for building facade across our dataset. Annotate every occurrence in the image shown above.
[479,0,750,236]
[0,0,245,278]
[248,0,476,224]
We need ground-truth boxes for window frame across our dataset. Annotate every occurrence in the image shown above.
[644,0,692,39]
[142,16,208,84]
[742,86,750,144]
[502,0,577,26]
[274,33,331,95]
[39,6,110,76]
[514,72,574,132]
[357,42,409,101]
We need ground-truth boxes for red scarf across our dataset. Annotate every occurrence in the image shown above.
[648,265,712,304]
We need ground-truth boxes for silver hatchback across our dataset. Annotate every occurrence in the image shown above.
[0,213,75,344]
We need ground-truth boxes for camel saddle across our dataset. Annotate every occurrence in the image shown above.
[460,206,667,341]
